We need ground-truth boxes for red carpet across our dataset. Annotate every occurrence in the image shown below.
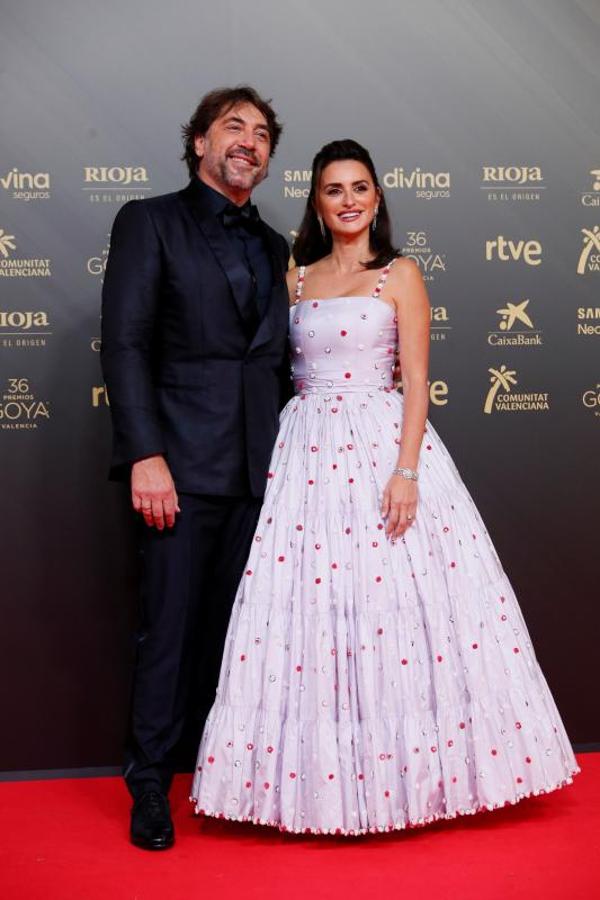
[1,753,598,900]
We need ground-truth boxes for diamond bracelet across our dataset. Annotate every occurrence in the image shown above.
[392,466,418,481]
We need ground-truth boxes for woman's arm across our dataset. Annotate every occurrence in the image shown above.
[381,258,431,539]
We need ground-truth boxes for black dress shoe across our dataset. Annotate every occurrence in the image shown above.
[130,790,175,850]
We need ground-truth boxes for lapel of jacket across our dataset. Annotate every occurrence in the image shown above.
[248,224,289,354]
[181,181,256,330]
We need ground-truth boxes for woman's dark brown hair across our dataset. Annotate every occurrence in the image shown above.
[181,85,283,178]
[293,139,400,270]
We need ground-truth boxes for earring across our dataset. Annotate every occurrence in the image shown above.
[317,215,326,240]
[372,207,379,232]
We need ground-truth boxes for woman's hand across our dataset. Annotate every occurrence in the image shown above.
[381,474,418,541]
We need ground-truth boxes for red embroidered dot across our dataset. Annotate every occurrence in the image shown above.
[296,524,303,531]
[278,556,285,562]
[311,445,318,452]
[450,562,456,568]
[331,648,337,656]
[332,464,338,470]
[289,772,296,779]
[500,596,506,603]
[472,643,478,650]
[347,444,354,450]
[315,577,321,584]
[267,472,274,479]
[312,301,319,308]
[340,330,347,336]
[267,746,274,753]
[430,746,437,753]
[315,543,321,549]
[247,743,254,750]
[525,756,532,764]
[240,654,246,661]
[426,445,432,450]
[377,523,384,530]
[459,722,465,729]
[491,748,498,756]
[377,627,384,635]
[296,665,302,672]
[513,647,520,653]
[452,776,457,783]
[358,773,364,781]
[384,790,390,797]
[328,773,335,780]
[372,541,378,548]
[344,372,351,379]
[246,570,252,576]
[308,479,314,485]
[197,765,202,772]
[515,721,522,730]
[447,739,454,747]
[345,527,351,534]
[516,777,523,784]
[443,526,450,533]
[207,756,215,764]
[501,614,507,621]
[331,562,338,569]
[437,654,443,662]
[264,782,270,789]
[348,478,354,484]
[401,658,408,665]
[375,576,382,583]
[245,781,252,788]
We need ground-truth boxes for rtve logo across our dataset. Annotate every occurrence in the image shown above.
[485,235,542,266]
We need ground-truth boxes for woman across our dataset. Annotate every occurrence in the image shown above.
[190,139,579,835]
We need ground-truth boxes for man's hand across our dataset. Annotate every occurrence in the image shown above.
[131,455,180,530]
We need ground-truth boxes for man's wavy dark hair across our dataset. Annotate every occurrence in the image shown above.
[181,86,283,179]
[293,139,400,270]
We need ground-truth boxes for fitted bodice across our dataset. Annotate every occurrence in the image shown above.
[289,297,397,395]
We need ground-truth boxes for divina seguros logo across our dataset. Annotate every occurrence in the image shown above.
[382,167,450,200]
[0,168,50,201]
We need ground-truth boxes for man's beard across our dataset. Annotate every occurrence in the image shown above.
[218,156,268,191]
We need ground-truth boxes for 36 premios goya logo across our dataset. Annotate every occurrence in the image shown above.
[0,167,50,201]
[483,365,549,414]
[0,309,52,349]
[487,298,542,347]
[1,377,50,430]
[401,231,447,282]
[82,166,150,204]
[0,228,51,278]
[481,165,543,202]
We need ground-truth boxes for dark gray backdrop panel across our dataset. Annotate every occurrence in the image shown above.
[1,0,598,770]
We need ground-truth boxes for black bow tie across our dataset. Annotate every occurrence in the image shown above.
[221,202,260,230]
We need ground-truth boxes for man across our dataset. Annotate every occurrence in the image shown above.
[101,86,290,850]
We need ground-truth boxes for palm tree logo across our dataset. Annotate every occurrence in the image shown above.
[484,365,517,414]
[577,225,600,275]
[0,228,16,258]
[496,299,534,331]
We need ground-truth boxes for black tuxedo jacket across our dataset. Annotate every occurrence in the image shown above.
[101,179,291,497]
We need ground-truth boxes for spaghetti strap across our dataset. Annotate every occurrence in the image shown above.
[371,256,398,299]
[294,266,307,304]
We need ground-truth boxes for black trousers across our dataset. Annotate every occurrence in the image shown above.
[124,492,262,799]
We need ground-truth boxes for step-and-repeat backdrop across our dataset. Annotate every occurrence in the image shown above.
[1,1,598,771]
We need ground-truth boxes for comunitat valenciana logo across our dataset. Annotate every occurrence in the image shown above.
[577,226,600,274]
[481,165,543,201]
[0,310,51,349]
[581,170,600,207]
[483,365,549,414]
[0,377,50,430]
[0,168,50,201]
[382,167,450,200]
[0,228,51,277]
[488,299,542,347]
[485,235,542,266]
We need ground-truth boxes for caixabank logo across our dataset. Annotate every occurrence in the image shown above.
[0,309,52,349]
[487,298,543,347]
[0,167,51,201]
[82,166,150,204]
[481,165,543,202]
[483,365,549,414]
[401,230,447,282]
[0,377,50,430]
[577,226,600,274]
[485,235,542,266]
[382,167,450,200]
[0,228,51,278]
